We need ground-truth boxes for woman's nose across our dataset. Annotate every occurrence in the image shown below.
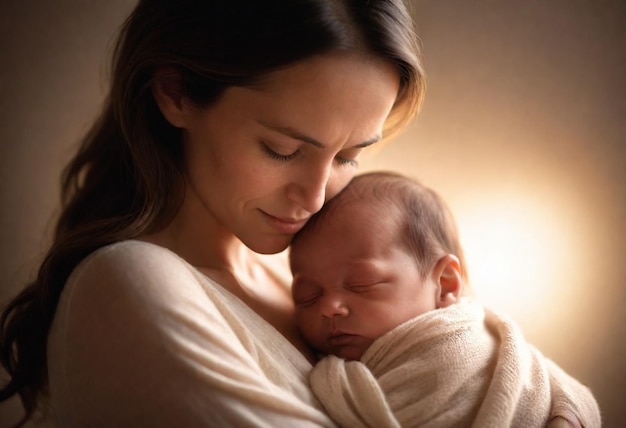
[319,295,349,318]
[286,163,332,214]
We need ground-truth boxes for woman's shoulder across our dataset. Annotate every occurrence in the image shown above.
[49,240,327,427]
[51,240,231,389]
[62,239,207,314]
[74,239,191,275]
[71,239,195,283]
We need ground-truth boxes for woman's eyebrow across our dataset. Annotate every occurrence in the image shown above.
[258,121,381,148]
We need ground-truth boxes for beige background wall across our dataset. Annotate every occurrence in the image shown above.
[1,1,624,426]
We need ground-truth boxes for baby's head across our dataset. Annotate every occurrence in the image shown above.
[289,171,465,360]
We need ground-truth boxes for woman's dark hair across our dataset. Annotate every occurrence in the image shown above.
[0,0,425,424]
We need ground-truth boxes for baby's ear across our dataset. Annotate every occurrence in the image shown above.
[151,67,189,128]
[432,254,463,308]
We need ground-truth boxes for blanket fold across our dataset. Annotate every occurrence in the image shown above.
[309,300,601,428]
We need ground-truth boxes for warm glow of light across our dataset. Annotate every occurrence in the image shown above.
[457,194,576,325]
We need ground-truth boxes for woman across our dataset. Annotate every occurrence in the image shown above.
[0,0,424,426]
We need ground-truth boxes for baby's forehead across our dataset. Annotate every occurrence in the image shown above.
[293,177,408,244]
[290,190,406,268]
[310,195,404,237]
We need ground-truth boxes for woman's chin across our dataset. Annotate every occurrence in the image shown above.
[245,235,293,255]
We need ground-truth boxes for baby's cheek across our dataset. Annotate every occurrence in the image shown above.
[295,312,313,335]
[297,315,324,347]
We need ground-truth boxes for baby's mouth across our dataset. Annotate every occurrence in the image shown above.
[328,332,359,345]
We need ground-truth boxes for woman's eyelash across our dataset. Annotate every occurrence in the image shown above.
[335,156,358,167]
[262,141,357,166]
[261,143,299,162]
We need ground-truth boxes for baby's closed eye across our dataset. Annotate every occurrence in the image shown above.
[346,282,386,293]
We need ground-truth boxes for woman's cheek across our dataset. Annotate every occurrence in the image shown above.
[325,168,356,201]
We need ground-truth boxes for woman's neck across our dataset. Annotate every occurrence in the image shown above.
[138,187,316,362]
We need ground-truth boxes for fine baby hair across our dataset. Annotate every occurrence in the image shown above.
[293,170,468,283]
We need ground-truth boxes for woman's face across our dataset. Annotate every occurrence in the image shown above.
[180,53,400,254]
[290,201,438,361]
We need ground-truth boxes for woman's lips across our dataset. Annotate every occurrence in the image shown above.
[262,211,308,234]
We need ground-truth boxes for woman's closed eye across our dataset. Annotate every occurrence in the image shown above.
[335,147,364,167]
[261,141,299,162]
[261,138,365,167]
[334,154,357,167]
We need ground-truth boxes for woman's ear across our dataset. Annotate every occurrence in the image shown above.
[152,67,188,128]
[432,254,463,308]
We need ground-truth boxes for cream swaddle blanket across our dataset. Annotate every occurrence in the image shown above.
[309,300,600,428]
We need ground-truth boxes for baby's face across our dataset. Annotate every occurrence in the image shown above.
[290,201,439,361]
